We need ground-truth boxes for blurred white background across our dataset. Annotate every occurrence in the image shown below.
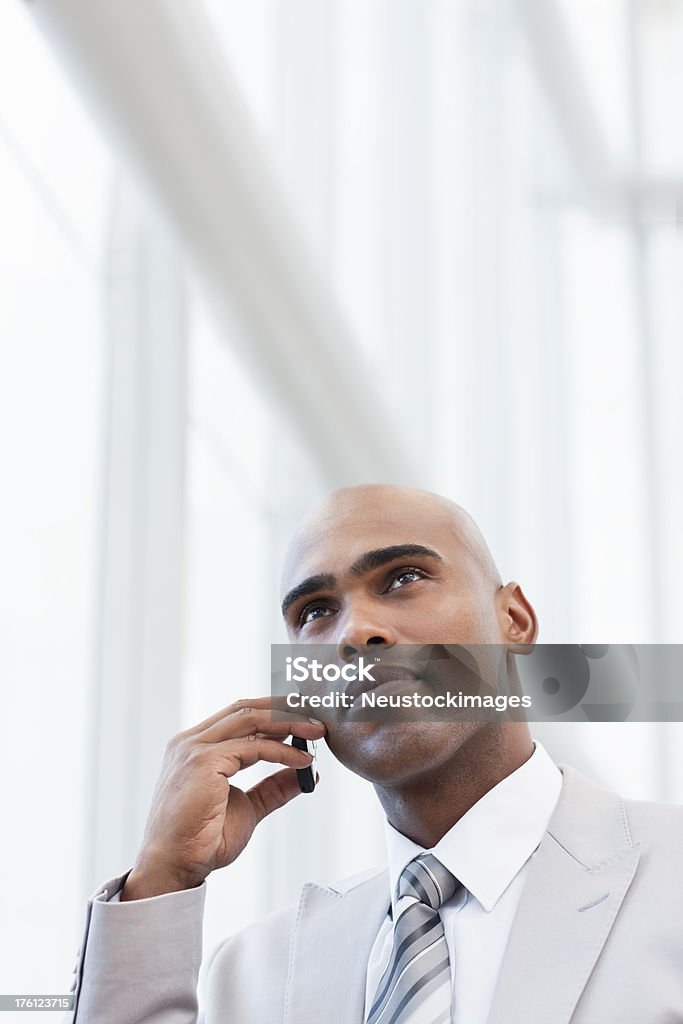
[1,0,682,1011]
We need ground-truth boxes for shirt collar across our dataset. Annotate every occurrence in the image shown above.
[383,741,562,913]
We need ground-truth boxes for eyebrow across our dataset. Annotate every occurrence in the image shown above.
[280,544,443,620]
[349,544,443,576]
[280,573,336,620]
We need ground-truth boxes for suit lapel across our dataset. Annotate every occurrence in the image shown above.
[285,868,390,1024]
[487,765,640,1024]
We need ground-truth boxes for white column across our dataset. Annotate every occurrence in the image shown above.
[86,180,187,888]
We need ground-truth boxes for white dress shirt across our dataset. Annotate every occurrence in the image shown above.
[365,742,561,1024]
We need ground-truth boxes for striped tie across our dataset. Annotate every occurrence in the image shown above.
[366,854,459,1024]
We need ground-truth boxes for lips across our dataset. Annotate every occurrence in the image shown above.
[344,663,421,701]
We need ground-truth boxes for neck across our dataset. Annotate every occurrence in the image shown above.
[374,724,534,848]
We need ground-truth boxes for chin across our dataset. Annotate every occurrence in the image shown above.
[324,719,478,786]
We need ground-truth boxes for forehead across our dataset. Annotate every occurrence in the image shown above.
[281,495,464,592]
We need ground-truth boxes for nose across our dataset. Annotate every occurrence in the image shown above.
[335,605,397,661]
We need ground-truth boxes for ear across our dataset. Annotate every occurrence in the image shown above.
[496,581,538,649]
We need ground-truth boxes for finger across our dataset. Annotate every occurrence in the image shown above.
[246,768,310,825]
[182,696,309,739]
[208,735,315,776]
[199,706,326,745]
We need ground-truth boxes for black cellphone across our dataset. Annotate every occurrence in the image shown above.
[291,736,316,793]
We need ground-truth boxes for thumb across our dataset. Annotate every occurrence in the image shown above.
[246,767,314,825]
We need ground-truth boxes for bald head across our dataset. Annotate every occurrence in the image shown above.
[279,483,513,648]
[283,484,502,599]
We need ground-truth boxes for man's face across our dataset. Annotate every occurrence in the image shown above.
[280,487,524,787]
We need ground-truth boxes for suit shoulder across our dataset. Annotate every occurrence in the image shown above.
[206,863,386,968]
[207,899,298,965]
[623,793,683,851]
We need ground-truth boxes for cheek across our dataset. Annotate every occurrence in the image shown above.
[408,599,495,645]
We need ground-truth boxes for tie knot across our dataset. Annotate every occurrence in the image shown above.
[397,854,458,911]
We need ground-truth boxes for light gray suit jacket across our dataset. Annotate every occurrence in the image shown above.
[68,765,683,1023]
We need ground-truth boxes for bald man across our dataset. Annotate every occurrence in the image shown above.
[68,486,683,1024]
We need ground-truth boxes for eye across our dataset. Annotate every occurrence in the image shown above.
[386,567,427,592]
[299,602,336,627]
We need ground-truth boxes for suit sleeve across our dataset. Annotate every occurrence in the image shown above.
[65,872,207,1024]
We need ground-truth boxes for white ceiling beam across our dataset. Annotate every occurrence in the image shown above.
[512,0,614,196]
[26,0,417,486]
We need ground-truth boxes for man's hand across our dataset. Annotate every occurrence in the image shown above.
[121,697,325,900]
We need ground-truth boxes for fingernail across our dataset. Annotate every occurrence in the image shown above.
[308,717,324,726]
